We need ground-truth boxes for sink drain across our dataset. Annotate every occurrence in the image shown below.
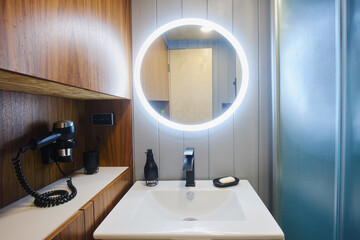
[183,217,197,221]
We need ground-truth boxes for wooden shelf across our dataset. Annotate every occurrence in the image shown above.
[0,69,125,100]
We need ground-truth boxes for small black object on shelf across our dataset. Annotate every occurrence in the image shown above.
[84,135,101,175]
[144,149,158,186]
[213,176,239,188]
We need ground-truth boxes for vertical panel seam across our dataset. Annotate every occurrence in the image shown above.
[181,0,184,179]
[257,0,260,193]
[206,0,209,19]
[155,0,161,178]
[206,1,210,180]
[232,0,235,177]
[181,0,184,18]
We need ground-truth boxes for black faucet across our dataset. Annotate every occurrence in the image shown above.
[183,148,195,187]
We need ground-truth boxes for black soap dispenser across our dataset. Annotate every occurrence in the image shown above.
[144,149,158,186]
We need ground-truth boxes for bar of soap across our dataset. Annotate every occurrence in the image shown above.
[219,176,236,184]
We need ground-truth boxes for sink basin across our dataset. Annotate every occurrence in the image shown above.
[133,188,245,221]
[94,180,284,240]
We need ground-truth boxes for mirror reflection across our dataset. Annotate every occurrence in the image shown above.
[141,25,242,124]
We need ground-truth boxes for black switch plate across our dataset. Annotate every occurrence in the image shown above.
[92,113,115,126]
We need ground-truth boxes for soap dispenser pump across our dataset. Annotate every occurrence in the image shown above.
[144,149,158,186]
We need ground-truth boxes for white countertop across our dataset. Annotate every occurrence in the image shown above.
[0,166,128,240]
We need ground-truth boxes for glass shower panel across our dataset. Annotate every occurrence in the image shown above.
[278,0,336,239]
[340,1,360,239]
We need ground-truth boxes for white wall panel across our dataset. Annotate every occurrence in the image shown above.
[156,0,185,180]
[158,126,184,179]
[132,0,272,209]
[184,130,209,179]
[233,0,259,193]
[209,116,235,178]
[207,0,234,180]
[183,0,207,19]
[208,0,233,31]
[132,0,159,181]
[259,0,272,209]
[182,0,210,181]
[157,0,182,26]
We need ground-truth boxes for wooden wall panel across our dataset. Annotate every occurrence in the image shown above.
[84,99,133,169]
[0,0,132,98]
[0,90,86,208]
[0,0,134,211]
[0,91,133,209]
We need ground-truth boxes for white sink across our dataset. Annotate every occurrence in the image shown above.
[94,180,284,240]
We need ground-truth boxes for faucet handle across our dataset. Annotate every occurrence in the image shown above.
[184,148,194,156]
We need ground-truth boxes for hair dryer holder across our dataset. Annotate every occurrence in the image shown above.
[42,139,77,164]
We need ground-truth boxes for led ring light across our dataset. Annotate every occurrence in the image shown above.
[134,18,249,131]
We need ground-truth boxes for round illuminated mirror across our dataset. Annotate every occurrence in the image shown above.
[134,19,249,131]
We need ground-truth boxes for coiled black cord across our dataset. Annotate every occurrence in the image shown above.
[12,146,77,208]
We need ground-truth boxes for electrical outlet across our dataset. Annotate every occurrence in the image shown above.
[92,113,115,126]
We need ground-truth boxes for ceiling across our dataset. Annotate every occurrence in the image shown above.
[164,25,223,41]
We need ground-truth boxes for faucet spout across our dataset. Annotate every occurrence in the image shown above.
[183,155,194,171]
[183,148,195,187]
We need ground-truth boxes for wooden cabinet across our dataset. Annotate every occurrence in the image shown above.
[46,168,132,240]
[46,211,86,240]
[92,168,132,227]
[81,202,95,240]
[0,0,132,99]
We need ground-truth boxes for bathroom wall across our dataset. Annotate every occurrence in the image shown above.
[132,0,273,208]
[0,90,133,209]
[0,90,86,208]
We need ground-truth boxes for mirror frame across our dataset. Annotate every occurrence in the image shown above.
[134,18,249,131]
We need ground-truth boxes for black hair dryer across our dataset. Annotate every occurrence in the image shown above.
[13,120,78,207]
[36,120,77,164]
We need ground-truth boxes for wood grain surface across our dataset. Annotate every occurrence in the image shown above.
[0,69,122,100]
[0,90,86,208]
[0,0,132,98]
[0,90,133,209]
[141,36,169,101]
[85,99,133,169]
[80,201,95,240]
[46,210,86,240]
[92,168,131,227]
